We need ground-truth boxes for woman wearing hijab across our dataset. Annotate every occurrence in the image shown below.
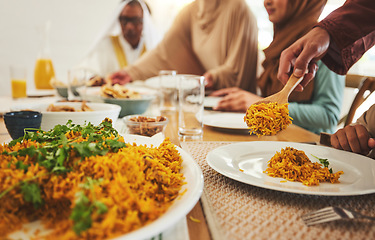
[109,0,259,93]
[77,0,161,77]
[211,0,345,134]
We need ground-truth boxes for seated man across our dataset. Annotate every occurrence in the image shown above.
[78,0,161,78]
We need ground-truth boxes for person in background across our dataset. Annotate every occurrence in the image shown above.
[278,0,375,90]
[210,0,344,135]
[78,0,161,78]
[108,0,259,94]
[331,104,375,158]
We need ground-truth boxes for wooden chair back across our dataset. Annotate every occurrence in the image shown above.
[344,75,375,126]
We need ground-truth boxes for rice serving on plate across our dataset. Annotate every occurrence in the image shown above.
[244,102,292,137]
[265,147,343,186]
[0,118,184,239]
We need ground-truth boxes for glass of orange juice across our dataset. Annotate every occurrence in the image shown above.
[10,65,27,99]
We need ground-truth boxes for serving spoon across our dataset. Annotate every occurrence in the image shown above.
[253,74,304,105]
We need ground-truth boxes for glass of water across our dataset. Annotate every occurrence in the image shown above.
[159,70,178,112]
[178,75,205,141]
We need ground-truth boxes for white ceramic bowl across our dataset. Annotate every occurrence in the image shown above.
[10,102,121,131]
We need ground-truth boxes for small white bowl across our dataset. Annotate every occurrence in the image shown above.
[10,102,121,131]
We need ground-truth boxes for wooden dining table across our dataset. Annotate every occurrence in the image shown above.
[2,98,375,240]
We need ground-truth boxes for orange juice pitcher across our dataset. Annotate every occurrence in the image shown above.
[34,58,55,89]
[34,21,55,89]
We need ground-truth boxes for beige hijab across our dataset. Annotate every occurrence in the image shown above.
[258,0,327,102]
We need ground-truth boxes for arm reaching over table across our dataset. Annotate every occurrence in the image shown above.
[278,0,375,90]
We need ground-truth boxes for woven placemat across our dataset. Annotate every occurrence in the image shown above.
[181,141,375,240]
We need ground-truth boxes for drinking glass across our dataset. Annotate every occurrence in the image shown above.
[10,65,27,99]
[67,68,92,101]
[159,70,178,112]
[178,75,205,141]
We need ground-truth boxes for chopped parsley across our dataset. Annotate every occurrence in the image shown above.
[3,119,126,174]
[311,154,333,173]
[70,177,108,235]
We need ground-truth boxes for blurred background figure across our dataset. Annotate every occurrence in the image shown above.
[77,0,161,79]
[108,0,259,94]
[211,0,345,135]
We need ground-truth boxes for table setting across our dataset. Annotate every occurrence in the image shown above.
[1,69,375,240]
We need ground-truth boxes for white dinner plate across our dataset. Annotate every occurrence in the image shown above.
[206,141,375,196]
[8,135,204,240]
[203,113,248,130]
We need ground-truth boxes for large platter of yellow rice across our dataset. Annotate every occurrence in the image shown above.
[1,122,203,240]
[206,141,375,196]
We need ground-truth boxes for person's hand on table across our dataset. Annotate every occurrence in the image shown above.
[331,123,375,156]
[210,87,262,112]
[204,72,214,90]
[278,27,331,91]
[107,70,133,85]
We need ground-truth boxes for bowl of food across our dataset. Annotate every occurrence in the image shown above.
[100,84,156,117]
[10,101,121,131]
[123,115,169,137]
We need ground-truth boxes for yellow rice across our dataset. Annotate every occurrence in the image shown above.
[0,125,184,239]
[244,102,292,137]
[265,147,343,186]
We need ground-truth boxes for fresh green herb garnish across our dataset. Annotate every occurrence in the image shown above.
[15,161,30,172]
[70,177,108,235]
[20,182,44,209]
[311,154,333,173]
[0,173,48,203]
[0,119,124,215]
[2,119,126,174]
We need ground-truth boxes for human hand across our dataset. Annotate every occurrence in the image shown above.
[278,27,330,91]
[204,72,214,89]
[209,87,241,97]
[331,124,375,156]
[212,88,262,112]
[107,70,132,85]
